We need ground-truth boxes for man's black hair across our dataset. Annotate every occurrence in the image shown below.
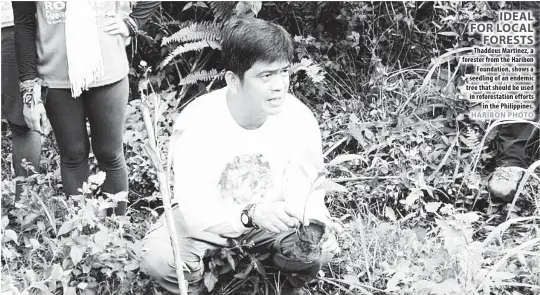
[221,17,294,80]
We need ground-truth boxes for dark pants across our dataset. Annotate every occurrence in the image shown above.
[496,122,538,168]
[44,78,129,214]
[141,207,331,294]
[1,26,41,196]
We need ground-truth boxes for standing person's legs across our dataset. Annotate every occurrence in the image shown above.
[83,77,129,215]
[9,123,41,194]
[1,26,41,196]
[44,88,90,196]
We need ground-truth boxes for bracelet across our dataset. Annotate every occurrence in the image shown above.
[248,203,259,229]
[20,78,44,106]
[123,17,139,36]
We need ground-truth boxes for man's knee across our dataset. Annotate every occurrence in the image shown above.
[141,249,204,283]
[140,222,208,287]
[140,248,172,281]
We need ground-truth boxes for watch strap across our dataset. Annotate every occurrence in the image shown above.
[248,203,259,229]
[241,204,255,228]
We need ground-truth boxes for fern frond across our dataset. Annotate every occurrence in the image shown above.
[235,1,262,17]
[291,58,326,83]
[464,127,480,147]
[178,69,224,86]
[209,2,236,21]
[162,21,221,46]
[459,126,482,151]
[160,20,189,27]
[160,40,221,69]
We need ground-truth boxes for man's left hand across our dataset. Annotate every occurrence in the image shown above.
[321,221,342,255]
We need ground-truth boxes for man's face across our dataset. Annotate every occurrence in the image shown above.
[237,60,291,116]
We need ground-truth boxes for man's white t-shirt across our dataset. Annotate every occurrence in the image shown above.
[172,87,328,237]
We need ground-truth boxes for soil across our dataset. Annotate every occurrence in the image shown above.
[289,219,326,261]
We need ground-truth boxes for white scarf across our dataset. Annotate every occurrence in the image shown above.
[65,1,104,98]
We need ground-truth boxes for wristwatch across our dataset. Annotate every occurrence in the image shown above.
[241,204,258,228]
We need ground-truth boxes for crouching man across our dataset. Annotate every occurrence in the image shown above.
[140,17,342,295]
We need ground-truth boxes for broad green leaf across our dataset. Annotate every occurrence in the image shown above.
[234,261,254,279]
[204,271,218,291]
[57,220,77,236]
[82,265,91,274]
[124,260,139,272]
[349,122,367,147]
[29,238,40,249]
[1,216,9,230]
[2,247,13,259]
[314,179,348,193]
[105,191,129,204]
[385,272,401,290]
[425,202,442,213]
[64,287,77,295]
[70,245,84,266]
[403,189,422,208]
[225,251,236,271]
[182,2,192,11]
[73,235,92,247]
[117,270,126,281]
[342,274,361,286]
[413,280,435,290]
[454,212,480,224]
[77,283,88,290]
[3,229,18,245]
[435,219,460,237]
[385,207,397,222]
[257,252,271,261]
[50,264,63,280]
[432,278,462,294]
[363,128,374,140]
[490,271,515,281]
[88,172,106,186]
[25,269,36,283]
[437,31,460,37]
[328,154,367,166]
[235,1,261,16]
[250,1,262,15]
[194,1,208,8]
[253,258,266,277]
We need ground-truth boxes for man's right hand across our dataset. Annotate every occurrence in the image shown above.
[252,201,300,233]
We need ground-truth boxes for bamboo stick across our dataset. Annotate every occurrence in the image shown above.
[141,100,189,295]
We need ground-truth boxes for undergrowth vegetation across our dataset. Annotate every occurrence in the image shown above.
[2,1,539,295]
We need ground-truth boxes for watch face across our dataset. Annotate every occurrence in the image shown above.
[241,213,249,225]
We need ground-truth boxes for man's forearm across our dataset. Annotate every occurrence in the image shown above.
[179,198,247,237]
